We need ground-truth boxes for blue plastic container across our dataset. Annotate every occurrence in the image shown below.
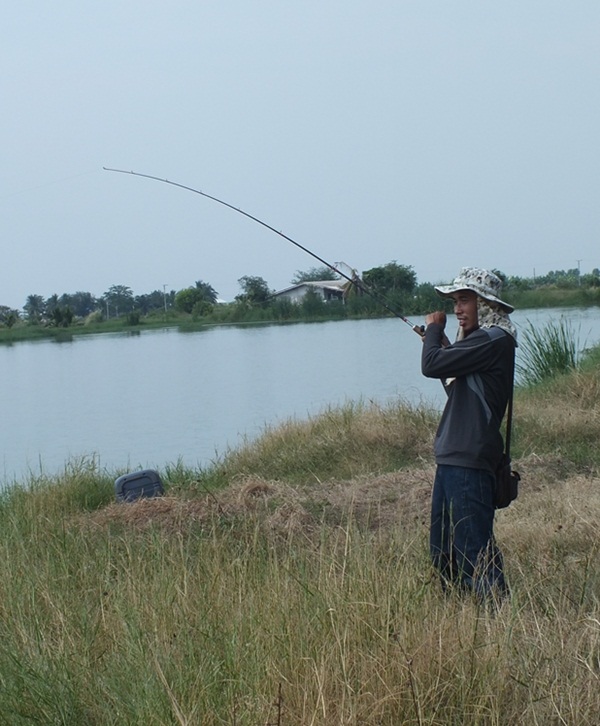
[114,469,165,503]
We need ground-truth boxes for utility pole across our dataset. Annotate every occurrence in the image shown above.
[576,259,582,286]
[163,284,168,319]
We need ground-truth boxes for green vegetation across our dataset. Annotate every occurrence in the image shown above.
[507,285,600,310]
[0,338,598,723]
[174,280,218,315]
[2,263,598,345]
[290,265,340,283]
[517,318,582,386]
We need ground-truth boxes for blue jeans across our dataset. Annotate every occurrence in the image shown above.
[430,464,508,599]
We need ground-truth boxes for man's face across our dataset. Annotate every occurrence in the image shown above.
[451,290,479,335]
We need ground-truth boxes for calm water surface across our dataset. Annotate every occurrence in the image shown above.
[2,307,599,482]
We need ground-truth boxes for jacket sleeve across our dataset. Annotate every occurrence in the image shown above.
[421,325,497,380]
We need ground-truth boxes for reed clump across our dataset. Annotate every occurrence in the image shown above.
[517,318,582,386]
[0,343,598,723]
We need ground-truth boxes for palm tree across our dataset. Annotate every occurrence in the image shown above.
[194,280,219,304]
[103,285,134,318]
[24,294,45,323]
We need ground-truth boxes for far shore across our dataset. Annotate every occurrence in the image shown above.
[2,287,599,345]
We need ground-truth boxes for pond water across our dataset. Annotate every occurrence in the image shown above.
[2,307,599,483]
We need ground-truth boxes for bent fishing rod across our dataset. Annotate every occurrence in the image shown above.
[103,167,424,336]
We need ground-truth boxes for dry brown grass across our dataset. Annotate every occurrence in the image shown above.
[86,450,600,566]
[86,465,435,539]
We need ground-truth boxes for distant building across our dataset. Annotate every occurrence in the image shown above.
[271,280,347,304]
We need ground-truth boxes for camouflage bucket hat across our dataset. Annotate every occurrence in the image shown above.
[434,267,513,313]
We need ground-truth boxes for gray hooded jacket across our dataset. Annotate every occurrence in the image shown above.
[421,323,515,474]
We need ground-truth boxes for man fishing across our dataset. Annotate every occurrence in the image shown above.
[421,267,517,601]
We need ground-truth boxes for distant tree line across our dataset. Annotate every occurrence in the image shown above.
[21,286,178,327]
[5,263,599,330]
[504,268,600,290]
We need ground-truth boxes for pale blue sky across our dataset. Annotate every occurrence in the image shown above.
[1,2,598,308]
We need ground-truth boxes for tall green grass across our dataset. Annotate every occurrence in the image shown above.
[516,317,582,386]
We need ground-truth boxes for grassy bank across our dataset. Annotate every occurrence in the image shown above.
[0,351,598,723]
[0,315,181,345]
[505,285,600,311]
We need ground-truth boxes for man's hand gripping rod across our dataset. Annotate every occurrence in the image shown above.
[103,167,425,337]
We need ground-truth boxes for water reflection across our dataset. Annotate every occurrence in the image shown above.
[0,307,598,482]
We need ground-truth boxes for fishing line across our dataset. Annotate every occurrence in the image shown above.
[103,167,424,336]
[0,170,98,201]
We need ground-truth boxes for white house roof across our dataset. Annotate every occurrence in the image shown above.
[273,280,347,296]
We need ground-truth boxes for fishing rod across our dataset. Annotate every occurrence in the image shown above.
[103,167,424,336]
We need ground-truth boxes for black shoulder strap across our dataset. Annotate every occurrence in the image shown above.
[504,346,516,458]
